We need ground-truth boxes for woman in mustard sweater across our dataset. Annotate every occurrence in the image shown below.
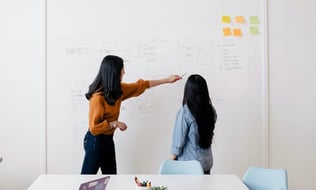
[81,55,181,174]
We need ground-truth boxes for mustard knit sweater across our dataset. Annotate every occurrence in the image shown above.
[88,79,150,135]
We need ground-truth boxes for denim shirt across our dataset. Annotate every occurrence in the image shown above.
[171,104,217,172]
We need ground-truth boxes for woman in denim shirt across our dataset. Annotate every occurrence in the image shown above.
[171,74,217,174]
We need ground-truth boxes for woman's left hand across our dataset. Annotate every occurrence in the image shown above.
[116,121,128,131]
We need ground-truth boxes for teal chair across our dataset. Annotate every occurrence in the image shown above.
[158,160,204,175]
[242,166,288,190]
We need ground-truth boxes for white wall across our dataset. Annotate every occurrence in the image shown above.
[0,0,316,190]
[0,1,44,189]
[268,0,316,189]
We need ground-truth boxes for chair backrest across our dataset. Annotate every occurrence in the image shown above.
[158,160,204,175]
[242,166,288,190]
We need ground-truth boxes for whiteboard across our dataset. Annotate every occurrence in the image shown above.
[46,0,266,176]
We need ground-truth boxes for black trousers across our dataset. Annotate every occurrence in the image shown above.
[80,131,117,174]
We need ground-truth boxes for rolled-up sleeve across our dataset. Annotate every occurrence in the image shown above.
[89,95,110,135]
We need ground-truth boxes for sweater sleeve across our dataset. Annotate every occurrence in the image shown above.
[88,94,112,135]
[121,79,150,101]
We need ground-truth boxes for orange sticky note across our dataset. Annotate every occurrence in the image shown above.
[235,16,245,24]
[223,28,232,36]
[222,15,231,23]
[233,28,242,37]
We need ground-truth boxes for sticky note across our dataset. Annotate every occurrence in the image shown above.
[233,28,242,37]
[249,16,259,24]
[250,26,260,35]
[223,28,232,36]
[222,15,231,23]
[235,16,245,24]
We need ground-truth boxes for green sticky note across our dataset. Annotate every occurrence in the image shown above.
[250,26,260,35]
[249,16,259,24]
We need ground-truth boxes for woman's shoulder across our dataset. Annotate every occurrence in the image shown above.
[90,92,104,101]
[180,104,194,119]
[182,104,191,113]
[177,104,195,126]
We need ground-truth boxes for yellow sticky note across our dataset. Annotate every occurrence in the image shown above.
[233,28,242,37]
[222,15,231,23]
[250,26,260,35]
[249,16,259,24]
[223,28,232,36]
[235,16,245,24]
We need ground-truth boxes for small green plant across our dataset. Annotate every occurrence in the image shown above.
[151,186,168,190]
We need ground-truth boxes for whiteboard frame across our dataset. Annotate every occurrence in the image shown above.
[42,0,48,174]
[262,0,270,167]
[42,0,270,173]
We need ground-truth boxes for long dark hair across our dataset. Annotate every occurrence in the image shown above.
[183,74,216,149]
[85,55,123,105]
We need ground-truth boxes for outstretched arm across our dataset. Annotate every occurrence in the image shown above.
[149,74,182,88]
